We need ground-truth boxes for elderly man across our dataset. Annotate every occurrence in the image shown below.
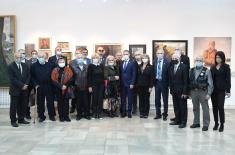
[31,52,55,122]
[189,56,213,131]
[8,51,30,127]
[96,46,106,64]
[48,46,67,68]
[169,53,189,128]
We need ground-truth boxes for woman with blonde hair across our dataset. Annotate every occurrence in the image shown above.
[87,54,104,119]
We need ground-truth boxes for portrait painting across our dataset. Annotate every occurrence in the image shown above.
[39,37,51,50]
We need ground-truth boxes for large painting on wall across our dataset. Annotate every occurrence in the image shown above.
[152,40,188,61]
[94,43,122,57]
[0,15,16,87]
[129,44,146,58]
[25,43,35,59]
[194,37,232,67]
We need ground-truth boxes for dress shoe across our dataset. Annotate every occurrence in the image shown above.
[170,121,180,125]
[213,123,219,131]
[190,124,200,128]
[178,124,186,128]
[11,122,19,127]
[76,116,82,121]
[59,118,65,122]
[140,115,144,118]
[49,117,56,121]
[121,113,127,118]
[219,124,224,132]
[98,115,103,120]
[25,115,31,120]
[64,117,71,122]
[202,126,208,131]
[154,115,162,119]
[163,116,167,121]
[18,120,30,124]
[70,107,75,113]
[39,117,46,123]
[143,116,148,119]
[170,118,176,121]
[85,116,91,120]
[128,114,132,118]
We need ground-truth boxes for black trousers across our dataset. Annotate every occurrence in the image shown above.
[92,84,104,116]
[26,86,34,117]
[138,86,150,116]
[75,88,90,117]
[57,92,70,119]
[10,91,28,123]
[155,81,169,116]
[211,90,225,124]
[172,92,187,124]
[133,88,138,113]
[37,86,55,119]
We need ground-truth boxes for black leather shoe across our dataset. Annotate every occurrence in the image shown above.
[170,118,175,122]
[49,117,56,121]
[39,117,46,123]
[128,114,132,118]
[76,116,82,121]
[170,121,180,125]
[213,123,219,131]
[59,118,65,122]
[140,115,144,118]
[179,124,186,128]
[190,124,200,128]
[154,115,162,119]
[11,122,19,127]
[219,124,224,132]
[202,126,208,131]
[143,116,148,119]
[121,114,127,118]
[85,116,91,120]
[18,120,30,124]
[25,115,31,120]
[163,116,167,121]
[64,117,71,122]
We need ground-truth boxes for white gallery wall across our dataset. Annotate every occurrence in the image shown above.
[0,0,235,107]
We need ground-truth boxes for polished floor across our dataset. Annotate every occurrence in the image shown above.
[0,108,235,155]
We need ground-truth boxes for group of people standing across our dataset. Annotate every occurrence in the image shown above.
[8,45,231,132]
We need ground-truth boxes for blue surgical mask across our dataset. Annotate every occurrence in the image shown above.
[77,58,84,65]
[38,57,45,65]
[195,61,203,69]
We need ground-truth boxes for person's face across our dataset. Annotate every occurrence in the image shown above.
[108,57,115,63]
[216,55,222,64]
[115,53,122,60]
[31,51,38,57]
[75,51,83,59]
[156,50,164,59]
[82,50,88,58]
[97,47,105,56]
[134,53,141,60]
[14,53,21,62]
[38,53,46,59]
[55,47,62,55]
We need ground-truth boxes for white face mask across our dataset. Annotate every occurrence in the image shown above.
[56,51,62,56]
[142,58,149,63]
[122,55,129,61]
[108,61,114,66]
[137,60,142,65]
[93,59,99,65]
[58,62,65,68]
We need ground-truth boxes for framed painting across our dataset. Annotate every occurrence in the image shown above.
[152,40,188,61]
[62,52,72,64]
[57,42,69,51]
[39,37,51,50]
[25,43,35,59]
[129,44,146,58]
[0,15,16,87]
[94,43,122,57]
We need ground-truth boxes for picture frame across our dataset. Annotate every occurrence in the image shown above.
[129,44,146,58]
[39,37,51,50]
[0,15,16,87]
[94,43,122,57]
[57,42,70,51]
[62,52,72,64]
[25,43,35,59]
[152,40,188,61]
[76,45,87,50]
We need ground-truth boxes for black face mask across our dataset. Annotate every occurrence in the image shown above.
[172,59,179,64]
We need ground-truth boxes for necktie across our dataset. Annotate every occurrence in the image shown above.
[174,65,178,74]
[157,60,162,79]
[18,64,22,75]
[123,61,127,69]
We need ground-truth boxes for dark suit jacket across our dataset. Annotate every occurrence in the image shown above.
[169,63,188,95]
[210,64,231,93]
[120,59,137,87]
[8,62,30,96]
[48,55,67,68]
[136,64,154,88]
[153,58,170,87]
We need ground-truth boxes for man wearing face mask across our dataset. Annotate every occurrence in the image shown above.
[189,56,213,131]
[169,53,189,128]
[48,46,67,68]
[132,51,142,115]
[120,50,137,118]
[70,50,91,120]
[153,49,170,121]
[30,52,56,122]
[8,52,30,127]
[81,48,91,65]
[51,57,73,122]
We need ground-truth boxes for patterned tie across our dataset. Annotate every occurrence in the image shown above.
[157,60,162,79]
[123,61,127,69]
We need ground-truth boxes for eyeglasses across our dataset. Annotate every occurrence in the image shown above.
[98,50,104,52]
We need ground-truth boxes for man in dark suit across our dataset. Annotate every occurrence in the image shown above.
[154,49,170,121]
[120,50,137,118]
[8,52,30,127]
[170,49,190,122]
[48,46,67,68]
[169,53,189,128]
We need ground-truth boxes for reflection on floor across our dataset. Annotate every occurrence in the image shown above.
[0,108,235,155]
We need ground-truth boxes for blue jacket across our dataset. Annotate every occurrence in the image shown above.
[153,58,170,87]
[120,59,137,87]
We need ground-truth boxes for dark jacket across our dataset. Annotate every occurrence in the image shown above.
[153,58,170,87]
[8,62,30,96]
[210,64,231,93]
[136,64,154,88]
[120,59,137,87]
[87,64,104,87]
[169,63,188,95]
[48,55,67,69]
